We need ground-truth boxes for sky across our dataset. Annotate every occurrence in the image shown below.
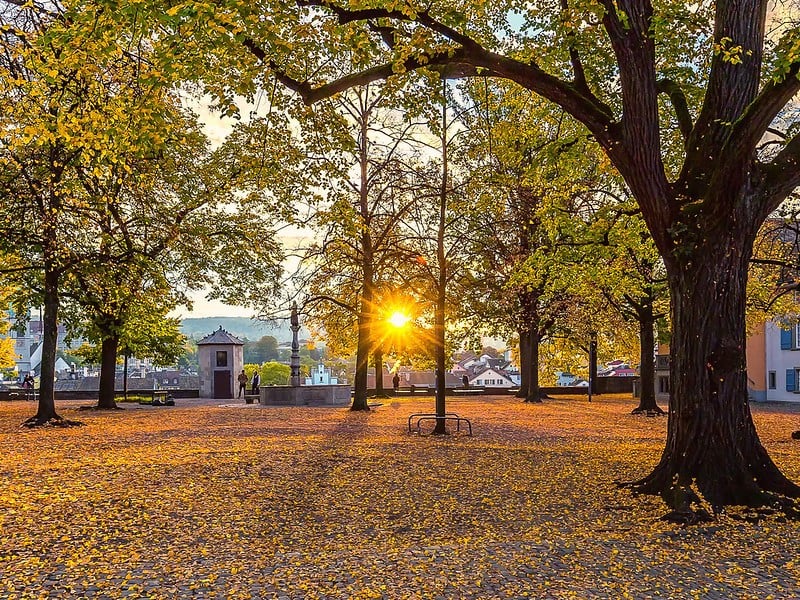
[175,295,253,319]
[169,94,291,319]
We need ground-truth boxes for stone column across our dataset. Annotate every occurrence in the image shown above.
[290,302,301,387]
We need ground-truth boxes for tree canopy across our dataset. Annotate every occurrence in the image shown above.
[151,0,800,515]
[3,0,800,517]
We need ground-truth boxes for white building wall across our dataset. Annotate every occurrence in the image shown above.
[765,321,800,402]
[304,363,338,386]
[470,368,515,388]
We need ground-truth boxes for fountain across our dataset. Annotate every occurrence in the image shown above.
[259,303,351,406]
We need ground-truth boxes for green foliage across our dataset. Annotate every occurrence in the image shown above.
[243,336,280,364]
[71,304,187,368]
[70,342,102,366]
[260,361,291,386]
[176,339,199,371]
[244,361,292,385]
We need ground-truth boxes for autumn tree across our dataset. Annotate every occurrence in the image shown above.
[0,0,287,420]
[68,100,290,410]
[392,81,481,432]
[170,0,800,516]
[56,97,195,409]
[570,198,669,414]
[288,84,424,410]
[0,0,175,424]
[457,81,606,403]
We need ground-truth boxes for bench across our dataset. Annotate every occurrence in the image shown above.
[452,387,484,394]
[407,412,472,435]
[395,387,434,395]
[7,387,38,401]
[244,394,259,404]
[140,391,171,405]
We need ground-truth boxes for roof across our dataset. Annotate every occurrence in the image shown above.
[470,366,514,383]
[196,326,245,346]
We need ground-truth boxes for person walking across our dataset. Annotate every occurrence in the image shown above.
[237,370,248,399]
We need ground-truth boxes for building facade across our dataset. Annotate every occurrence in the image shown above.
[197,327,245,399]
[656,322,769,403]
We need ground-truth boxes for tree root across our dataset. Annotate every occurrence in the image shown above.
[22,416,84,428]
[619,461,800,524]
[660,508,713,525]
[631,406,666,416]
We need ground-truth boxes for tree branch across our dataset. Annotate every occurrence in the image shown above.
[760,131,800,216]
[241,7,619,148]
[559,0,590,95]
[656,77,693,143]
[729,59,800,174]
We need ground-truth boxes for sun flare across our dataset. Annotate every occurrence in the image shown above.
[388,311,411,328]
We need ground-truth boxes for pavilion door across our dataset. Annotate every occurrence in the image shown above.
[214,370,231,399]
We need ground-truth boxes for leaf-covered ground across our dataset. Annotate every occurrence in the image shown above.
[1,394,799,599]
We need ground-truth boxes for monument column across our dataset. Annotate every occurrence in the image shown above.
[290,302,301,387]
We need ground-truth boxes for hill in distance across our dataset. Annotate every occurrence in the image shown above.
[180,317,299,343]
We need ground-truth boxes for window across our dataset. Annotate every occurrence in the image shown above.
[658,376,670,394]
[780,325,800,350]
[216,351,228,367]
[769,371,776,390]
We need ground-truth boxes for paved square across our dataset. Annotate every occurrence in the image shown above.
[1,395,798,599]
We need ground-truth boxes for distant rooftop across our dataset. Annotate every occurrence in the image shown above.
[196,326,245,346]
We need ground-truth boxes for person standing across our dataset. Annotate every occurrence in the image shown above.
[251,370,261,395]
[392,372,400,392]
[237,370,248,399]
[22,373,34,389]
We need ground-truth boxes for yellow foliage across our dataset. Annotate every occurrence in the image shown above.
[0,336,15,369]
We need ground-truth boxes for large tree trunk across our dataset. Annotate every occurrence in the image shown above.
[97,334,120,409]
[373,347,385,396]
[515,329,530,400]
[24,268,63,426]
[629,231,800,514]
[521,328,542,403]
[351,306,371,411]
[431,83,449,435]
[351,104,373,412]
[632,311,662,415]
